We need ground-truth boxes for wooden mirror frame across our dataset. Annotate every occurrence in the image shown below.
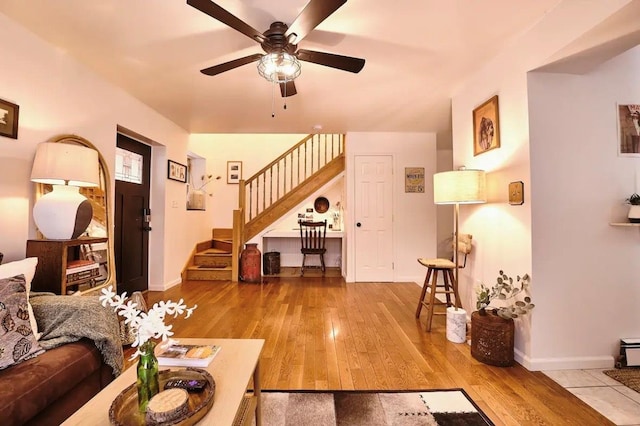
[35,134,115,293]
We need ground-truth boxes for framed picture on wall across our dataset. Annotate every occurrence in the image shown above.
[227,161,242,184]
[404,167,425,193]
[0,98,19,139]
[167,160,187,183]
[617,104,640,157]
[473,95,500,156]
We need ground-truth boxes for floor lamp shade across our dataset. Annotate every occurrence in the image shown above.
[433,169,486,313]
[433,169,486,205]
[30,142,99,240]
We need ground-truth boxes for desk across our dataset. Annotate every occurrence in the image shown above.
[262,229,344,271]
[63,338,264,426]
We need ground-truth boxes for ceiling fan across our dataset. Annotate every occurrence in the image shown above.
[186,0,365,97]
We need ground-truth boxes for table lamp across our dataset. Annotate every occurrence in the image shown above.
[30,142,99,239]
[433,168,486,289]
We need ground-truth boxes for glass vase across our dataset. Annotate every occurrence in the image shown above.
[136,340,159,412]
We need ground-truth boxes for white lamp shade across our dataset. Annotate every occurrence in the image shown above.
[434,169,486,204]
[30,142,99,187]
[32,185,93,239]
[31,142,99,239]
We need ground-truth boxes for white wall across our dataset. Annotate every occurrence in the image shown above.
[0,13,204,290]
[345,132,437,284]
[528,46,640,369]
[188,134,309,229]
[450,1,634,368]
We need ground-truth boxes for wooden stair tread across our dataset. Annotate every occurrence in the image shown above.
[199,249,230,255]
[188,265,232,271]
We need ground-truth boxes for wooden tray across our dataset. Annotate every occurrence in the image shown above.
[109,368,215,425]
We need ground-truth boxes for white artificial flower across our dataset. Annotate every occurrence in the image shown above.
[100,286,196,360]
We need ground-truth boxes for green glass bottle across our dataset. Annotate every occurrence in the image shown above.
[136,340,159,412]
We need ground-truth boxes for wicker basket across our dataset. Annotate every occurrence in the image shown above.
[470,310,515,367]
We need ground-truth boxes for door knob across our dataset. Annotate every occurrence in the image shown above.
[356,222,361,227]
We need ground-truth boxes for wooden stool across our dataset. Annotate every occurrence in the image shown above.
[415,258,462,331]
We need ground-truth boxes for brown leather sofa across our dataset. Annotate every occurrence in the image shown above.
[0,338,114,426]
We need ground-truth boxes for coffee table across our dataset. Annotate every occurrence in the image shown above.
[62,338,264,426]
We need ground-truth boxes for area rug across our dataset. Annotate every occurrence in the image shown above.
[604,369,640,393]
[258,389,494,426]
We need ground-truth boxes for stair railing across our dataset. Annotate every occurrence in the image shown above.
[239,134,344,224]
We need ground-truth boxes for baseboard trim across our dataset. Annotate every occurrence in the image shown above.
[149,277,181,292]
[517,352,615,371]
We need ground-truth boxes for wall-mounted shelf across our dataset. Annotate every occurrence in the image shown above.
[610,222,640,227]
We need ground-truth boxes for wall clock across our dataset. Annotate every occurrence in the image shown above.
[509,181,524,205]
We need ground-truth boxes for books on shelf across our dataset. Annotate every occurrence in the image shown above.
[66,259,100,284]
[66,268,100,284]
[66,259,99,274]
[156,343,221,367]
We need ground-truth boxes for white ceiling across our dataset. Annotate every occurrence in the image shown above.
[0,0,564,134]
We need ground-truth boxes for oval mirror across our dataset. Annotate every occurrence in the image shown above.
[35,134,114,293]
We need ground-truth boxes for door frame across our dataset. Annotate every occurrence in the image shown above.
[115,133,152,294]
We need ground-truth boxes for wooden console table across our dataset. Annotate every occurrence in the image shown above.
[62,338,264,426]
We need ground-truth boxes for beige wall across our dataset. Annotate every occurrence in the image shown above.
[0,12,199,290]
[345,132,438,284]
[451,1,635,369]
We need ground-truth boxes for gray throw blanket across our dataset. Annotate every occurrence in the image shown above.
[30,292,124,377]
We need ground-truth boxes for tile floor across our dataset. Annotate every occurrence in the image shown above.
[543,369,640,425]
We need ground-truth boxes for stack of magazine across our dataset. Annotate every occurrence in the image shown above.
[156,343,221,367]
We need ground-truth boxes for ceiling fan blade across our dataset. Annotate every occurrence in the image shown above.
[285,0,347,44]
[296,49,365,73]
[200,53,263,76]
[187,0,266,44]
[279,79,297,97]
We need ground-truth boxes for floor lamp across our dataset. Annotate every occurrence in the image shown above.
[433,168,486,296]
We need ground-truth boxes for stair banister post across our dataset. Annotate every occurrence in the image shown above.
[239,179,246,217]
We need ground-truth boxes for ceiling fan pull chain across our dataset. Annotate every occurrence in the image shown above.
[271,79,276,118]
[283,77,288,110]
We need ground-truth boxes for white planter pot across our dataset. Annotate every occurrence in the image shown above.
[629,205,640,223]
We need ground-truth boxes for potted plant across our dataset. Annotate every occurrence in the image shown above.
[626,193,640,223]
[471,270,534,366]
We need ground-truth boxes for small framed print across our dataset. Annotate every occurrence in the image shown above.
[404,167,425,193]
[227,161,242,184]
[168,160,187,183]
[473,95,500,156]
[617,104,640,156]
[0,98,19,139]
[509,181,524,205]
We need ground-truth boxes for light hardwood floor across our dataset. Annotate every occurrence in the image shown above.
[142,276,613,425]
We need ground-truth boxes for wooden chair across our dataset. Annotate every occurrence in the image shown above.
[415,234,473,331]
[298,220,327,276]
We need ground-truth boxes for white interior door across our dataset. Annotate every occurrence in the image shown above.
[354,155,394,281]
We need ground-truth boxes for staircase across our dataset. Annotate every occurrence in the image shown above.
[183,134,345,282]
[183,229,234,281]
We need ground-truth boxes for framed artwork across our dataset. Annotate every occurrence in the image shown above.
[227,161,242,184]
[617,104,640,157]
[404,167,425,193]
[509,181,524,205]
[473,95,500,156]
[0,98,19,139]
[167,160,187,183]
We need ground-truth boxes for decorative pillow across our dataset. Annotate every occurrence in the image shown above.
[0,257,40,340]
[0,274,44,369]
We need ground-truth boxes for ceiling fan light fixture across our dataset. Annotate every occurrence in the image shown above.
[257,52,301,83]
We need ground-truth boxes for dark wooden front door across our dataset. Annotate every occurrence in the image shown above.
[115,134,151,294]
